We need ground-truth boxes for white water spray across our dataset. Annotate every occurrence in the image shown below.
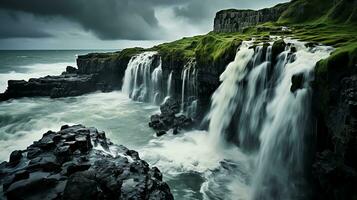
[207,43,255,146]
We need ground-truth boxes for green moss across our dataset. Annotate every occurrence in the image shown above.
[290,24,357,48]
[314,42,357,114]
[278,0,356,25]
[78,47,145,61]
[195,35,242,65]
[150,33,246,67]
[112,47,145,60]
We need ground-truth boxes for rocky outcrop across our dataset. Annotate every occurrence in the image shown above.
[213,3,289,33]
[149,97,194,136]
[156,37,242,120]
[0,48,143,101]
[0,73,99,101]
[0,125,173,200]
[312,49,357,200]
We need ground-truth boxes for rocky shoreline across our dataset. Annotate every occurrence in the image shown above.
[0,125,173,200]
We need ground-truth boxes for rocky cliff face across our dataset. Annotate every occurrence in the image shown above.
[0,48,143,101]
[213,3,288,32]
[312,49,357,200]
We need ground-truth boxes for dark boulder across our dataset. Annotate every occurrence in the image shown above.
[290,73,304,93]
[65,66,78,74]
[0,125,173,200]
[156,130,167,137]
[8,151,22,166]
[271,39,286,62]
[149,97,194,136]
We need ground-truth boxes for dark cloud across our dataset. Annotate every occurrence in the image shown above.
[173,0,289,24]
[0,0,288,45]
[0,10,52,39]
[0,0,173,40]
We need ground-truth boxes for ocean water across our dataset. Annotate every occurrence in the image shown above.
[0,50,242,200]
[0,50,116,92]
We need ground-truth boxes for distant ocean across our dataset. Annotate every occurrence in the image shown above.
[0,50,117,92]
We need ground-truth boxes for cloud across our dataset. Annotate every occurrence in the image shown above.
[0,0,289,47]
[0,10,52,39]
[0,0,169,40]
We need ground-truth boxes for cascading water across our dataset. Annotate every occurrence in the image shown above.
[207,42,255,146]
[122,52,163,104]
[151,59,162,104]
[181,68,189,112]
[206,39,332,199]
[180,60,198,115]
[167,71,173,97]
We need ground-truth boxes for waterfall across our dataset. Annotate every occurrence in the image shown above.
[180,60,197,114]
[152,59,162,104]
[207,42,255,146]
[122,51,163,104]
[206,40,332,199]
[167,71,173,97]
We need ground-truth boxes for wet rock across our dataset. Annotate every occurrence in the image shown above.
[149,97,194,136]
[290,73,304,93]
[0,125,173,200]
[65,66,78,74]
[272,39,286,62]
[0,74,98,101]
[313,54,357,199]
[305,42,319,48]
[156,130,167,137]
[9,150,22,166]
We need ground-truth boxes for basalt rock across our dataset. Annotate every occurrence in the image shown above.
[0,125,173,200]
[149,97,194,136]
[0,74,98,101]
[213,3,289,33]
[312,49,357,200]
[290,73,304,93]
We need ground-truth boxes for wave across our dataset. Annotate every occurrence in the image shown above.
[0,62,73,92]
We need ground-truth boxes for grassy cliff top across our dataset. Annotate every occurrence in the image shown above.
[78,0,356,73]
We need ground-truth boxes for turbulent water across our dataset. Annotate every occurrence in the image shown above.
[0,50,218,199]
[0,42,333,200]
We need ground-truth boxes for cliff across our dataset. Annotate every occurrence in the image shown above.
[0,48,144,101]
[213,3,289,32]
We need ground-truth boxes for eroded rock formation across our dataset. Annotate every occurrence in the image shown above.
[0,125,173,200]
[213,3,288,33]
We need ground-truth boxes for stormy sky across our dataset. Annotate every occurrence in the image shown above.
[0,0,288,49]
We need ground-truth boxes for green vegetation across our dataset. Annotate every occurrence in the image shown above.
[278,0,356,24]
[150,33,246,67]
